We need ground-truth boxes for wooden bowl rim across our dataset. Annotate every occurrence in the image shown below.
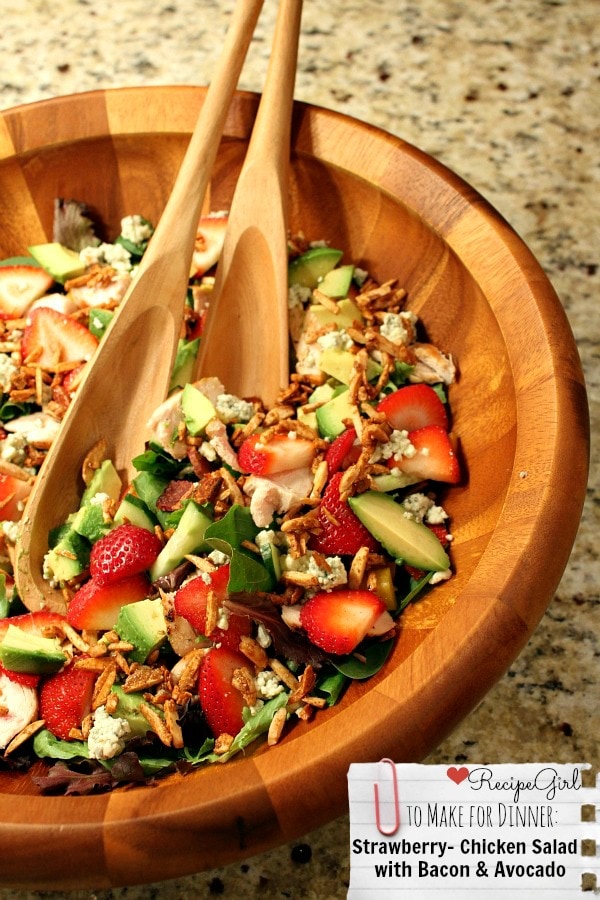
[0,86,589,889]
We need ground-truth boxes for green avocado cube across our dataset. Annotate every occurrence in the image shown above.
[115,598,167,664]
[0,624,67,675]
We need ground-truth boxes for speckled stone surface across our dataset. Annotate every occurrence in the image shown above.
[0,1,597,897]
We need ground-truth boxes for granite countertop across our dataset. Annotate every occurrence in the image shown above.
[0,1,597,897]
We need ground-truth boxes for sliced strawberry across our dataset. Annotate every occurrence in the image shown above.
[377,383,448,432]
[390,424,460,484]
[324,426,360,475]
[404,523,451,580]
[0,265,54,319]
[189,214,228,278]
[62,362,87,394]
[300,588,386,655]
[0,609,67,642]
[198,645,248,737]
[39,660,97,740]
[89,523,162,586]
[0,660,40,688]
[66,573,151,631]
[174,565,251,651]
[21,306,98,368]
[238,432,316,476]
[311,471,379,556]
[0,473,33,521]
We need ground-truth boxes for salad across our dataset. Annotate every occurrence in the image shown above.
[0,202,460,793]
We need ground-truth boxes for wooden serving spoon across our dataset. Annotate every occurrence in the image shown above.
[14,0,265,613]
[194,0,303,404]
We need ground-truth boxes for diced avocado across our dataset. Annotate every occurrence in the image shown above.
[315,388,356,439]
[114,493,156,532]
[296,406,317,430]
[132,471,169,517]
[170,337,200,392]
[88,307,114,339]
[319,348,381,386]
[27,242,86,284]
[44,526,90,585]
[288,247,343,288]
[368,566,397,612]
[115,598,167,664]
[317,265,355,298]
[309,297,364,330]
[0,256,44,269]
[150,500,213,581]
[308,382,336,405]
[71,502,112,543]
[0,624,67,675]
[348,491,450,571]
[181,383,216,436]
[109,684,161,738]
[372,471,420,492]
[81,459,123,506]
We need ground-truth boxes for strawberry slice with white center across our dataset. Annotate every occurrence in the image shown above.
[0,265,54,319]
[389,424,460,483]
[0,609,67,642]
[300,588,386,655]
[39,660,97,740]
[22,306,98,368]
[377,383,448,432]
[238,432,316,476]
[0,472,33,521]
[198,645,249,738]
[189,214,228,278]
[174,564,251,651]
[66,573,151,631]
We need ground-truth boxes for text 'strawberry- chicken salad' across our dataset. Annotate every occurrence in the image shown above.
[0,201,460,793]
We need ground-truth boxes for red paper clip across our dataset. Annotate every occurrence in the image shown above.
[374,758,400,835]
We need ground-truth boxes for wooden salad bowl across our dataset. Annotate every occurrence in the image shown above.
[0,87,589,889]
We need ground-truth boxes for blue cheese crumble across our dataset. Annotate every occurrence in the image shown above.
[87,706,131,760]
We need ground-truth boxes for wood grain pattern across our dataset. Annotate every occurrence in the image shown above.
[0,87,589,889]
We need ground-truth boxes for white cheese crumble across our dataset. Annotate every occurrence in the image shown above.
[317,328,353,351]
[379,311,419,346]
[87,705,131,760]
[120,214,153,245]
[80,241,132,273]
[401,492,448,525]
[215,393,254,424]
[370,429,416,464]
[0,432,27,465]
[89,492,110,507]
[0,353,18,392]
[254,670,285,699]
[283,552,348,590]
[199,440,218,462]
[1,520,19,543]
[256,623,272,649]
[288,283,311,310]
[207,549,229,567]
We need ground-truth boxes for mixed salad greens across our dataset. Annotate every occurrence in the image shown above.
[0,201,460,793]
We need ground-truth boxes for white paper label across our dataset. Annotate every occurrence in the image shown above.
[347,762,599,898]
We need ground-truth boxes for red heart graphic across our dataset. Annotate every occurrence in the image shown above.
[447,766,469,785]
